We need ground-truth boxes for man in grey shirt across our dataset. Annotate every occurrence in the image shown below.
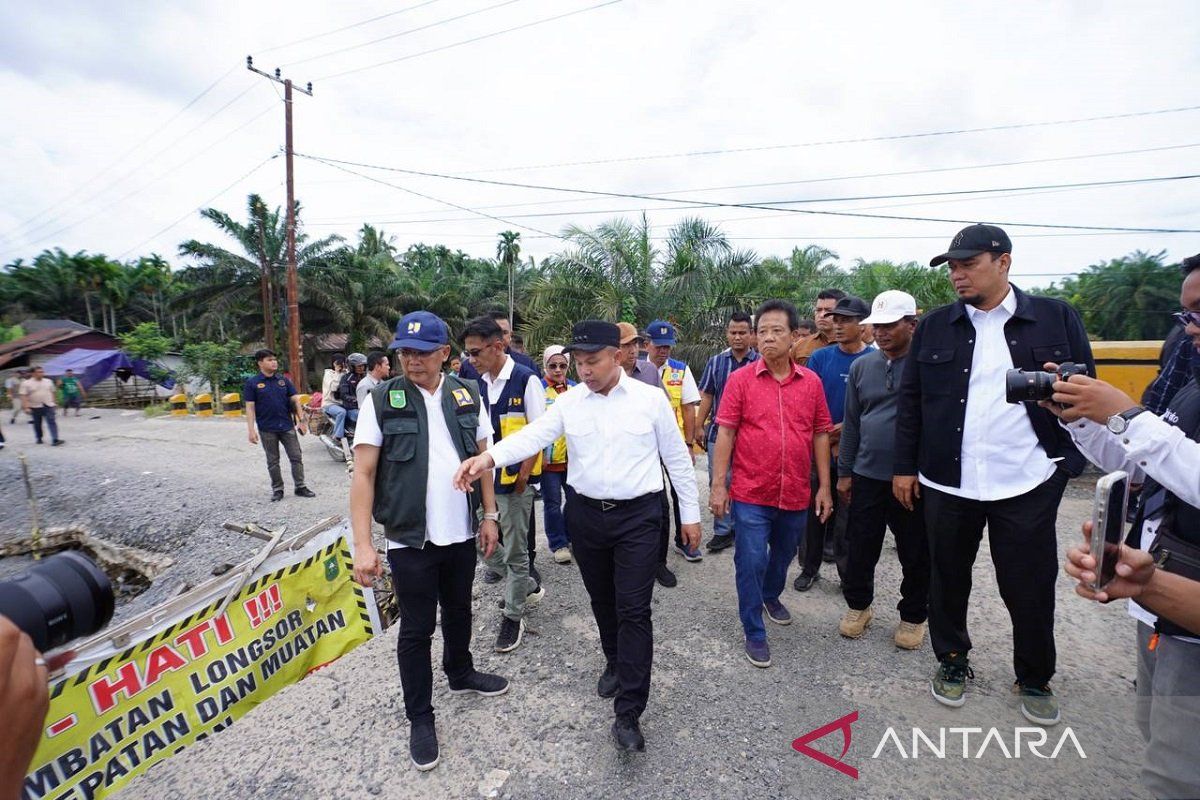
[835,291,930,649]
[356,351,391,408]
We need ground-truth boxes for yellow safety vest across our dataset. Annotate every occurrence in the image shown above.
[659,358,687,439]
[490,366,543,488]
[541,380,573,465]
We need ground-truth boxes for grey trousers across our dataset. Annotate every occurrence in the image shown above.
[260,429,306,492]
[481,491,535,621]
[1137,621,1200,799]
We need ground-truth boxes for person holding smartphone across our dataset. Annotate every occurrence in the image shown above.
[1045,251,1200,799]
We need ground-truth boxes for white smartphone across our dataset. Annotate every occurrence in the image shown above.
[1090,471,1129,591]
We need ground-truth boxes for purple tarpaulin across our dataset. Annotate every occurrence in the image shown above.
[39,348,175,390]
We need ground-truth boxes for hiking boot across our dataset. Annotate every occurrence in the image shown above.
[494,616,524,653]
[294,486,316,498]
[409,719,439,771]
[839,607,873,638]
[552,547,572,564]
[706,532,735,552]
[612,713,645,752]
[597,663,619,698]
[1016,683,1061,726]
[930,653,973,708]
[674,543,703,562]
[894,620,927,650]
[482,569,503,585]
[764,599,792,625]
[448,670,509,697]
[655,564,677,588]
[745,639,771,668]
[792,572,817,592]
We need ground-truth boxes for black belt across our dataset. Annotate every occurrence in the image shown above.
[572,490,661,512]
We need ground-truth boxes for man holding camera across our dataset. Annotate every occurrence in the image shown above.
[1055,252,1200,798]
[894,224,1093,725]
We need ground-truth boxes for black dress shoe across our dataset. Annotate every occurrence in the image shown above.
[655,564,677,588]
[612,714,645,752]
[793,572,817,592]
[706,533,735,552]
[270,490,284,502]
[410,720,439,771]
[294,486,316,498]
[597,663,619,699]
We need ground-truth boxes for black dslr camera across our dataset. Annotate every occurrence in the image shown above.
[0,552,114,652]
[1005,361,1088,405]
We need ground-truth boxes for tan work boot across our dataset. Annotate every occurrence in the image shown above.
[838,606,873,638]
[894,620,927,650]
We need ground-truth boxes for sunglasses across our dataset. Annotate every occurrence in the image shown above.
[1174,310,1200,328]
[546,361,568,369]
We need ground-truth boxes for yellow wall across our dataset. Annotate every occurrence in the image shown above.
[1091,340,1162,400]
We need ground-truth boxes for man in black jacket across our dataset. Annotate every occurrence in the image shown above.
[892,224,1093,726]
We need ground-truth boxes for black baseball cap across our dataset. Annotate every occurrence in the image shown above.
[828,295,871,319]
[563,320,620,353]
[929,224,1012,267]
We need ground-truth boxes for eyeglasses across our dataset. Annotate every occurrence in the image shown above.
[546,362,568,370]
[465,347,486,358]
[1174,310,1200,328]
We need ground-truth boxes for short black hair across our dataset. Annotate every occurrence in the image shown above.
[728,311,753,326]
[798,318,816,332]
[511,333,524,346]
[754,299,801,331]
[460,315,504,344]
[254,349,276,362]
[816,288,847,302]
[488,310,509,323]
[1182,253,1200,276]
[366,351,388,370]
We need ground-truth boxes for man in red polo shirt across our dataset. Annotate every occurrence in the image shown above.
[710,299,834,668]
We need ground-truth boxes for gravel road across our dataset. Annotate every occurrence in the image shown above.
[0,410,1148,799]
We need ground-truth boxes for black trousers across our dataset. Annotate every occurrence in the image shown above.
[924,469,1069,687]
[841,474,930,623]
[799,459,846,578]
[658,465,684,564]
[566,487,661,719]
[387,539,477,724]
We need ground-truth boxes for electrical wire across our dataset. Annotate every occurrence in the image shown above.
[315,0,624,81]
[257,0,445,54]
[281,0,527,67]
[296,153,1200,234]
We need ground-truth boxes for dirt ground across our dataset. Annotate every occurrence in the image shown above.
[0,410,1149,799]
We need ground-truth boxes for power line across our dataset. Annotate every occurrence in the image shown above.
[117,154,280,260]
[282,0,527,67]
[298,140,1200,224]
[296,153,1200,234]
[468,103,1200,173]
[316,0,624,81]
[258,0,445,54]
[0,66,240,244]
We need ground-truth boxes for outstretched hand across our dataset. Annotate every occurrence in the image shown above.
[453,453,495,492]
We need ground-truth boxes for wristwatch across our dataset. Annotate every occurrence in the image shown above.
[1106,406,1146,435]
[482,511,501,522]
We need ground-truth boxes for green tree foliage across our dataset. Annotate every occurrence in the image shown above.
[1033,250,1180,340]
[178,340,247,401]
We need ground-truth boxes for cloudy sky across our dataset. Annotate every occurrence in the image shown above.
[2,0,1198,287]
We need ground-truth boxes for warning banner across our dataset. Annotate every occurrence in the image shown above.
[22,527,376,800]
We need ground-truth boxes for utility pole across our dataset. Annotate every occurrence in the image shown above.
[247,56,313,389]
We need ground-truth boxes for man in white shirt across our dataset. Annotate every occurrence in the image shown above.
[894,225,1093,726]
[461,315,548,654]
[355,351,391,408]
[454,321,701,753]
[19,366,63,446]
[350,311,508,772]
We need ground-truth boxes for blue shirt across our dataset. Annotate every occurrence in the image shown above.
[244,372,297,432]
[698,348,759,441]
[806,344,873,425]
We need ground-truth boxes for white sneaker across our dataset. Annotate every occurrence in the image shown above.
[553,547,572,564]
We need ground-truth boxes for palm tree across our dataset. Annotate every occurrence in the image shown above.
[1074,251,1180,340]
[847,259,958,314]
[176,193,341,348]
[497,231,522,329]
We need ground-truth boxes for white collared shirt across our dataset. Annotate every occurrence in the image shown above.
[482,355,547,423]
[1068,411,1200,641]
[920,287,1057,501]
[487,369,701,524]
[355,376,493,549]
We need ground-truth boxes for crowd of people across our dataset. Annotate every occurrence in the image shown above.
[4,224,1199,798]
[0,365,84,450]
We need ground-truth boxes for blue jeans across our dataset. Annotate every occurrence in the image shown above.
[324,404,347,438]
[732,501,807,643]
[540,470,570,551]
[706,444,733,538]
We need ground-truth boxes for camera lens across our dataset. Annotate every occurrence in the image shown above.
[1005,368,1056,404]
[0,551,115,652]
